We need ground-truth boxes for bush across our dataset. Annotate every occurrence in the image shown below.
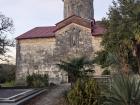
[0,64,16,83]
[0,69,7,83]
[26,73,48,88]
[67,79,102,105]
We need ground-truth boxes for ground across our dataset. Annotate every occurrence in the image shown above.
[25,84,70,105]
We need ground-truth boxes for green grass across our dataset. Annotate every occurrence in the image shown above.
[1,81,15,87]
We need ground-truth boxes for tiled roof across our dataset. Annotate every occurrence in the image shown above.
[16,16,105,40]
[16,26,56,40]
[55,15,91,32]
[92,23,106,36]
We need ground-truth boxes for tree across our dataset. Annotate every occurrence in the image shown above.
[0,64,16,83]
[95,0,140,74]
[0,13,14,62]
[57,56,94,84]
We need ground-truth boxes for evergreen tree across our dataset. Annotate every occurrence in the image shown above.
[95,0,140,73]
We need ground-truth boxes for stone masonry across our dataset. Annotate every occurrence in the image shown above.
[63,0,94,19]
[16,0,104,85]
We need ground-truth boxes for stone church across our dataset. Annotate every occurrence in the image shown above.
[16,0,105,85]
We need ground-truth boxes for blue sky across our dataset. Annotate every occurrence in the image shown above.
[0,0,113,38]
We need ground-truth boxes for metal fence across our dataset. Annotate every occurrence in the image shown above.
[92,75,112,89]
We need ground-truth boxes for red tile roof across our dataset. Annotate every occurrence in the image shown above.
[16,26,56,40]
[92,23,106,36]
[55,15,91,32]
[16,16,105,40]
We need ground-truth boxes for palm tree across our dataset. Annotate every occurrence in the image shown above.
[57,56,94,84]
[103,74,140,105]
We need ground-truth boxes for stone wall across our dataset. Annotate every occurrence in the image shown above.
[16,38,63,85]
[92,36,102,53]
[16,23,103,85]
[55,23,94,60]
[54,23,95,82]
[92,36,104,75]
[63,0,94,19]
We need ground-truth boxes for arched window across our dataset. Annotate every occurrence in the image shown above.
[70,28,80,47]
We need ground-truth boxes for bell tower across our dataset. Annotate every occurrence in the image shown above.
[63,0,94,20]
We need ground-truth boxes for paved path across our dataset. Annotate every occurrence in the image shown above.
[26,84,70,105]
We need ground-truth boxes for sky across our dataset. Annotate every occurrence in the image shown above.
[0,0,113,63]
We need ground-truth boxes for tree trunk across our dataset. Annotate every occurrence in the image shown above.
[136,44,140,74]
[123,64,129,74]
[137,54,140,74]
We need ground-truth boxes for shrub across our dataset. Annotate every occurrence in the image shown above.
[0,69,7,83]
[0,64,16,83]
[67,79,102,105]
[103,74,140,105]
[26,73,48,88]
[57,56,94,85]
[1,81,15,87]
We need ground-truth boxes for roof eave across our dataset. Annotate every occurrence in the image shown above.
[16,36,55,40]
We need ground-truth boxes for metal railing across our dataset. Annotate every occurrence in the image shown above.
[92,75,112,88]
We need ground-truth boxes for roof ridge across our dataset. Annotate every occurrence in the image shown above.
[35,26,56,28]
[56,15,93,25]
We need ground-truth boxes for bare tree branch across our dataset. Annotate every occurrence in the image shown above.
[0,13,14,62]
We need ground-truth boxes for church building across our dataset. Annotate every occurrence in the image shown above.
[16,0,105,85]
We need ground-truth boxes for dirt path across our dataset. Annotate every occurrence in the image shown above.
[25,84,70,105]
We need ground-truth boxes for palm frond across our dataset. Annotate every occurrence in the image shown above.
[104,74,140,105]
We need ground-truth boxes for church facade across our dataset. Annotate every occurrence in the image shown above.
[16,0,105,85]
